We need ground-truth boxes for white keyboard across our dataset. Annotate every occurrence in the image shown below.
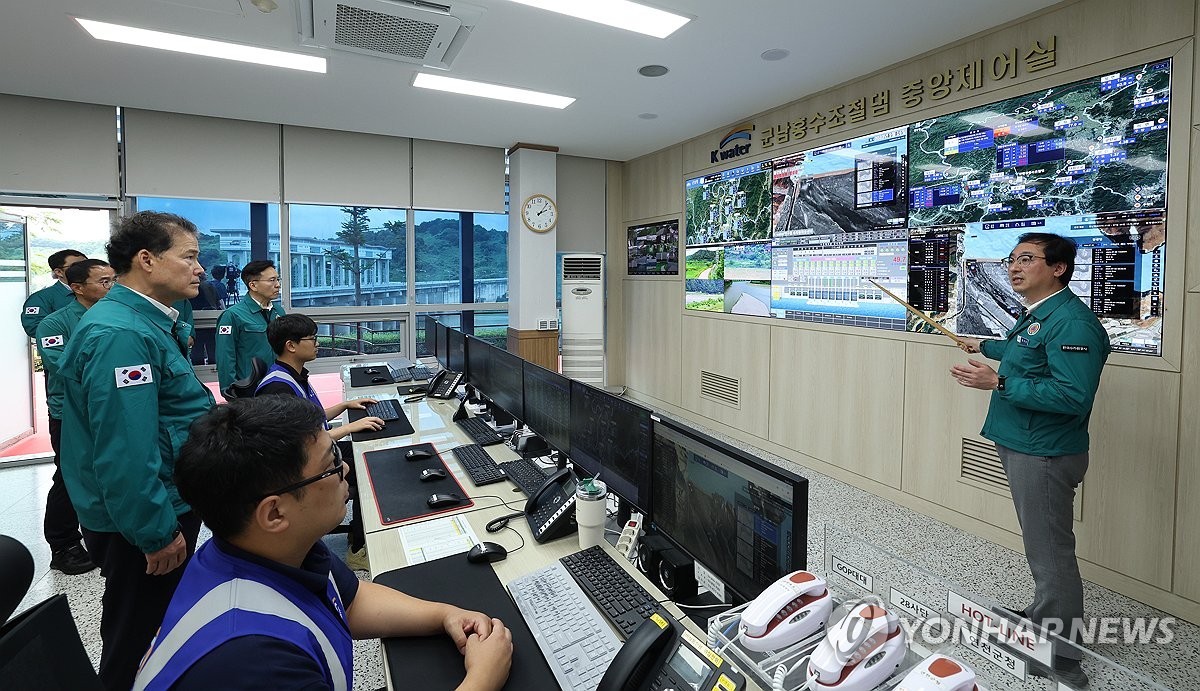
[508,562,622,691]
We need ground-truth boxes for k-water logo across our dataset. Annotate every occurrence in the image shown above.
[711,123,753,163]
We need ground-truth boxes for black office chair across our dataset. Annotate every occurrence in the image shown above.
[0,535,34,625]
[0,536,102,690]
[222,356,269,400]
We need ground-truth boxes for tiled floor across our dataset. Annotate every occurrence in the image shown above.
[4,409,1198,690]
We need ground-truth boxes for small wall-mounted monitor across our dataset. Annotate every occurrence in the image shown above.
[650,415,808,602]
[627,219,680,275]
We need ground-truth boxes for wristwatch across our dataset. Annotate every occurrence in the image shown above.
[996,375,1006,391]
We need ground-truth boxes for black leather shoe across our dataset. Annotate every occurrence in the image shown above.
[1029,656,1089,688]
[50,543,96,575]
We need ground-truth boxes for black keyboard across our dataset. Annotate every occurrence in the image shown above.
[364,399,402,421]
[454,417,505,446]
[451,444,506,486]
[389,365,412,382]
[410,365,431,381]
[499,458,552,497]
[560,545,673,638]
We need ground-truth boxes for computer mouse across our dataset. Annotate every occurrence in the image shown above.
[365,368,379,374]
[419,468,447,482]
[426,493,462,509]
[371,376,387,383]
[405,448,433,461]
[740,570,833,652]
[466,541,508,564]
[894,654,978,691]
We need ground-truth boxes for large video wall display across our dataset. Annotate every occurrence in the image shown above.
[682,60,1170,356]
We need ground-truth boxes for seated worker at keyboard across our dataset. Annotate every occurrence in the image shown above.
[135,395,513,691]
[255,313,385,441]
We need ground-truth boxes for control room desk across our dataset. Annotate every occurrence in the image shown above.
[343,383,745,689]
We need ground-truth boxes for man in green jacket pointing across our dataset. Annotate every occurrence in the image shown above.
[215,259,285,392]
[59,211,215,691]
[952,232,1109,688]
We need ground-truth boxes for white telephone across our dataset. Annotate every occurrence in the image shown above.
[806,602,906,691]
[740,570,833,652]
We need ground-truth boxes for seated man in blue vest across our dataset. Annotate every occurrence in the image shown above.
[134,396,513,691]
[255,313,385,441]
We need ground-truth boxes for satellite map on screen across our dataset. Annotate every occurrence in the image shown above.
[908,60,1171,226]
[685,162,773,246]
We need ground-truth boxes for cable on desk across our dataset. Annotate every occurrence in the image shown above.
[495,522,526,555]
[486,511,525,533]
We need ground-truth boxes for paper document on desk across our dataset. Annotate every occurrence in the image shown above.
[399,515,481,565]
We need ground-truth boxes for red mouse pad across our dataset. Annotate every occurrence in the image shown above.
[363,444,473,525]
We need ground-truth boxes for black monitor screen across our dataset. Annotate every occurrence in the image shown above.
[465,335,489,390]
[434,321,449,369]
[522,362,571,454]
[447,327,466,374]
[651,416,807,601]
[484,346,524,419]
[569,380,652,513]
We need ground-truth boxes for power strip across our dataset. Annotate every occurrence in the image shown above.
[615,516,643,561]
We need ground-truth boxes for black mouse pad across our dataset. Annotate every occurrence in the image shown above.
[375,556,556,691]
[349,366,393,388]
[362,444,473,525]
[347,406,415,441]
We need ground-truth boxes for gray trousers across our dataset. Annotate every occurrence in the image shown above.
[996,443,1088,660]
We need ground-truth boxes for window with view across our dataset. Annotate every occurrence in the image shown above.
[288,204,407,308]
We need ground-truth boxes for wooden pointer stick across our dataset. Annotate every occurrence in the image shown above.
[867,279,966,347]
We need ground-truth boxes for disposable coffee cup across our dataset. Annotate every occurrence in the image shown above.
[576,479,607,549]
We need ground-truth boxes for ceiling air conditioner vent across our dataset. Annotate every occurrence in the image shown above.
[299,0,484,69]
[699,370,739,409]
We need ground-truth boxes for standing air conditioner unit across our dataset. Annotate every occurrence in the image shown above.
[560,254,605,385]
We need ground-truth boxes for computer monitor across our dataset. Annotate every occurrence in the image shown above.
[465,335,489,390]
[521,361,571,454]
[482,345,524,420]
[421,314,438,358]
[569,380,652,514]
[447,327,467,374]
[650,415,807,602]
[465,336,524,419]
[434,321,449,369]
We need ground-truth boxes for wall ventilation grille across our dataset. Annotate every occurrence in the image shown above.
[960,438,1010,495]
[699,370,739,409]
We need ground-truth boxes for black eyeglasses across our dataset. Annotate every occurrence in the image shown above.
[261,443,344,499]
[295,336,319,344]
[1000,254,1046,268]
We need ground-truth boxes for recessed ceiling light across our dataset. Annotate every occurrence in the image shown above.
[637,113,658,120]
[75,18,325,73]
[506,0,690,39]
[760,48,790,61]
[637,64,669,77]
[413,73,575,109]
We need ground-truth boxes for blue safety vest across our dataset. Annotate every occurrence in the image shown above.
[132,541,353,691]
[255,363,329,428]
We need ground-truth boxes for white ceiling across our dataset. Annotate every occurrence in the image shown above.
[0,0,1064,161]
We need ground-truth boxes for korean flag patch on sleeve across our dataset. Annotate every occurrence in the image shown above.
[40,334,64,348]
[25,306,40,315]
[115,365,154,388]
[218,325,232,335]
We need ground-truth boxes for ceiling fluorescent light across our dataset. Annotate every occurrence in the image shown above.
[506,0,690,39]
[413,73,575,109]
[75,18,326,73]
